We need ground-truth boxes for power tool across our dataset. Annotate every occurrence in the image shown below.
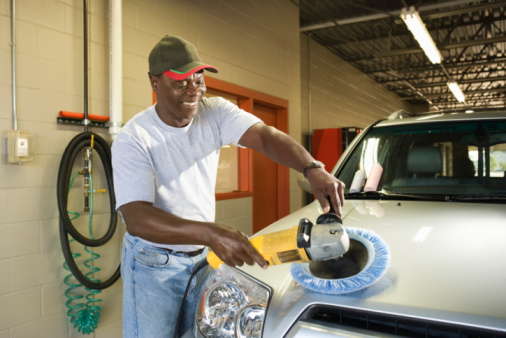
[207,213,350,269]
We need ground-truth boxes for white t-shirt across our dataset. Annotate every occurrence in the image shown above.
[111,96,262,251]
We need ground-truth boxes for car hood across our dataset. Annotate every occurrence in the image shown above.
[239,199,506,336]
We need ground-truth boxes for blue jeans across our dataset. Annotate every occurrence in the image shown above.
[121,232,210,338]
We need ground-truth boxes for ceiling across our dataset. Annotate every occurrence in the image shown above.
[297,0,506,111]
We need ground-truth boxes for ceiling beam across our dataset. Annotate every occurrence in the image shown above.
[413,76,506,88]
[341,35,506,60]
[378,75,506,86]
[421,87,506,99]
[300,0,506,32]
[359,57,506,75]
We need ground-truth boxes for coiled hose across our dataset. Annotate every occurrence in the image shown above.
[57,132,120,290]
[57,132,117,247]
[58,132,120,290]
[62,172,102,334]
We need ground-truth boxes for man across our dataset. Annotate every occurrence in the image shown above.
[112,35,345,337]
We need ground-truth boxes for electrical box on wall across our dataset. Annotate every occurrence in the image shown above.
[7,129,34,164]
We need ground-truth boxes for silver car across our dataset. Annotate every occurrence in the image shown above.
[187,109,506,337]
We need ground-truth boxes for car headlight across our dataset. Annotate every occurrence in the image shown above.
[196,264,271,338]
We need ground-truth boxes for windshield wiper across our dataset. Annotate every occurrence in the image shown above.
[446,194,506,202]
[346,191,442,201]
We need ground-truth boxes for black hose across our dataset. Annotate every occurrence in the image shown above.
[59,218,121,290]
[57,131,120,290]
[174,259,209,338]
[57,132,117,246]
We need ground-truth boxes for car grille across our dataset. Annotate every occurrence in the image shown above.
[300,305,506,337]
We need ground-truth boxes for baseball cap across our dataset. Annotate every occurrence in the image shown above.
[149,35,219,80]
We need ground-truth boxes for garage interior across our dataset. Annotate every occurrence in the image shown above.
[298,0,506,110]
[0,0,504,337]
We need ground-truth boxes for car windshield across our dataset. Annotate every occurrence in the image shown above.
[337,118,506,200]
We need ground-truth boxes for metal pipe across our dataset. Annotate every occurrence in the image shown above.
[11,0,17,131]
[307,33,312,138]
[109,0,123,141]
[83,0,89,132]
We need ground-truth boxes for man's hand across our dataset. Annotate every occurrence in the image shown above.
[305,167,345,217]
[208,224,268,269]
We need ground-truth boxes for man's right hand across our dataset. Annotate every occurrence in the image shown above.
[208,224,268,269]
[119,201,268,268]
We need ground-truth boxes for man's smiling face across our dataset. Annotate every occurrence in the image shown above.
[150,71,207,127]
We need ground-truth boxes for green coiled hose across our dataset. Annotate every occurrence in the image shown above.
[62,171,103,334]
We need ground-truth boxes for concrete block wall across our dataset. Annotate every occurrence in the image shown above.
[300,34,415,134]
[216,197,253,236]
[0,0,124,336]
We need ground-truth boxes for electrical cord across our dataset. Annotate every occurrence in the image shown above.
[173,259,209,338]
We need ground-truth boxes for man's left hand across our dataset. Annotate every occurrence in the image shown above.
[305,168,345,217]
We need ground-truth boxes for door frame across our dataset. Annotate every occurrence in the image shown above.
[205,77,290,222]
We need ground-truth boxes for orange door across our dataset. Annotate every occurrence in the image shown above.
[252,103,279,233]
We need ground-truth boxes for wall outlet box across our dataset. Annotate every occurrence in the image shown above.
[7,130,34,164]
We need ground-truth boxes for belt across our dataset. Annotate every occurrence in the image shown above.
[162,247,205,257]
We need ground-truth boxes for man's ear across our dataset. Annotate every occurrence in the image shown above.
[149,74,159,93]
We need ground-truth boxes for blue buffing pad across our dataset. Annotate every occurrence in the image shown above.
[291,227,390,294]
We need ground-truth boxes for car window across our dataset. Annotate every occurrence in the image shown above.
[337,119,506,196]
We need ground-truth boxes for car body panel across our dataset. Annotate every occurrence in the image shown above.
[238,199,506,336]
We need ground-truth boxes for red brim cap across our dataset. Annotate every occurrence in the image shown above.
[163,65,219,80]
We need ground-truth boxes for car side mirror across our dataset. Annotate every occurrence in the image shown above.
[297,173,312,194]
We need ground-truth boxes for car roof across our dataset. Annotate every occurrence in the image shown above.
[376,109,506,128]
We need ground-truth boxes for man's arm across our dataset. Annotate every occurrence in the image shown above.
[112,132,268,269]
[239,123,345,216]
[120,201,268,269]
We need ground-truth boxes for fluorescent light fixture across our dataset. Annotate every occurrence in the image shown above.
[400,6,442,64]
[447,81,466,102]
